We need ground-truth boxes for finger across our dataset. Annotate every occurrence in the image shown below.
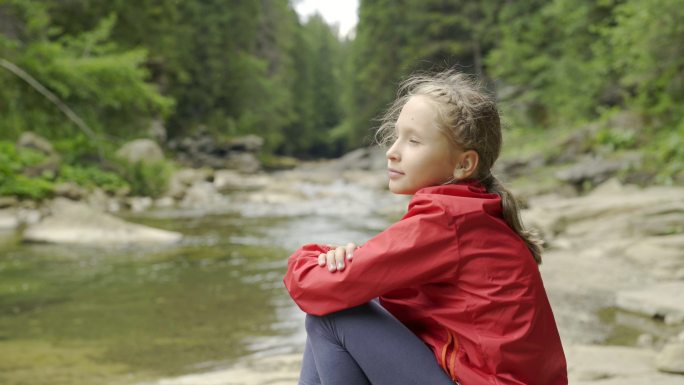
[326,250,337,272]
[318,253,326,266]
[345,242,356,260]
[335,247,345,271]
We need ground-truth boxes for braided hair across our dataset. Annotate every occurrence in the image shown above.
[376,70,543,264]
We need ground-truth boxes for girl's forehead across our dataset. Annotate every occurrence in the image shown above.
[395,96,441,135]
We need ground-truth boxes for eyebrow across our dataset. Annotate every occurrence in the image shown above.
[395,125,420,136]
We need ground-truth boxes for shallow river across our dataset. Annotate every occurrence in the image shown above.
[1,177,668,384]
[0,181,402,385]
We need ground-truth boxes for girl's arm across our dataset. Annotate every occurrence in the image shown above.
[283,196,460,315]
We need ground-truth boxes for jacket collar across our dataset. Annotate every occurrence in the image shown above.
[415,181,495,198]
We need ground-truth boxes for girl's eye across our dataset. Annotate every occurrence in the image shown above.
[409,138,421,144]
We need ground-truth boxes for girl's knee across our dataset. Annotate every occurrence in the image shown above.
[304,313,323,334]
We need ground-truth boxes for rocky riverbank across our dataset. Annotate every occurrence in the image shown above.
[2,137,683,383]
[132,152,683,384]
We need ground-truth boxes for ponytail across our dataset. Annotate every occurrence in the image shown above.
[483,175,543,264]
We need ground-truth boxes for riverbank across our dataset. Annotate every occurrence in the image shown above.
[133,156,684,384]
[2,145,683,384]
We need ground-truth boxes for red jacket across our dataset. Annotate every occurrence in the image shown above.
[284,183,567,385]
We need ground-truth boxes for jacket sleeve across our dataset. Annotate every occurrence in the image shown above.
[283,196,460,315]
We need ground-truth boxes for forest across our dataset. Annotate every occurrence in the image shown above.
[1,0,683,199]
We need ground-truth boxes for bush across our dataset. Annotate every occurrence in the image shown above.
[115,159,174,198]
[57,164,129,194]
[0,141,55,199]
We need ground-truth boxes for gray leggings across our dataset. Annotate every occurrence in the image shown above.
[299,300,457,385]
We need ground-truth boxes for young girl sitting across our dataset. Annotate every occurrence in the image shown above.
[284,70,567,385]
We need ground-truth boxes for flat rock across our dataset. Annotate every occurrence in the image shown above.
[567,344,684,385]
[22,198,181,245]
[616,282,684,324]
[656,342,684,374]
[0,209,19,230]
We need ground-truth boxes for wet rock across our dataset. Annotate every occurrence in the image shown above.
[116,139,165,164]
[165,168,213,199]
[616,282,684,324]
[0,209,19,230]
[22,198,181,245]
[656,343,684,374]
[225,152,260,174]
[213,169,269,192]
[179,181,226,209]
[86,188,120,213]
[128,197,153,213]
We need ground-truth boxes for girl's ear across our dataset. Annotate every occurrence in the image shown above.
[453,150,479,180]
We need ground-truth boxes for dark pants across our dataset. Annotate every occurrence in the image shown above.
[299,300,456,385]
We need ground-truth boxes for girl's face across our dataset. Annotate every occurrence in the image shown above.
[386,95,460,195]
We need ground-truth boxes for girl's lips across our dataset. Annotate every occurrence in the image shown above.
[388,168,404,179]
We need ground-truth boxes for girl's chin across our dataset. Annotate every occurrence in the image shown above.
[388,183,417,195]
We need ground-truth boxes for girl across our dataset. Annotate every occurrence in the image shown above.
[284,70,567,385]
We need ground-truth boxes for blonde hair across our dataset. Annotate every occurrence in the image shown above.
[376,70,544,264]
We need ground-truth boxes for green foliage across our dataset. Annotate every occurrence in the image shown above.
[115,159,174,198]
[57,165,129,194]
[650,121,684,184]
[0,1,173,141]
[607,0,684,123]
[0,141,54,199]
[2,0,684,187]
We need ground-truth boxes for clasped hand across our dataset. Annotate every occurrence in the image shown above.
[318,243,358,272]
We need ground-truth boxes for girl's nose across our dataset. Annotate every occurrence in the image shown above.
[386,142,400,161]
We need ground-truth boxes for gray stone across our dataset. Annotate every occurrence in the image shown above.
[228,135,264,152]
[213,169,269,192]
[54,182,87,200]
[0,209,19,230]
[0,196,19,208]
[656,343,684,374]
[17,131,56,156]
[225,152,261,174]
[567,344,684,385]
[116,139,165,164]
[616,282,684,324]
[22,198,181,245]
[179,182,225,209]
[128,197,153,213]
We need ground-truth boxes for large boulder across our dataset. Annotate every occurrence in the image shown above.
[116,139,165,164]
[656,343,684,374]
[22,198,181,245]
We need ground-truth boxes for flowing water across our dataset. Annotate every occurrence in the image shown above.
[0,181,403,385]
[0,177,667,384]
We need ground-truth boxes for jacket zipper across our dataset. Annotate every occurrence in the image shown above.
[440,327,460,383]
